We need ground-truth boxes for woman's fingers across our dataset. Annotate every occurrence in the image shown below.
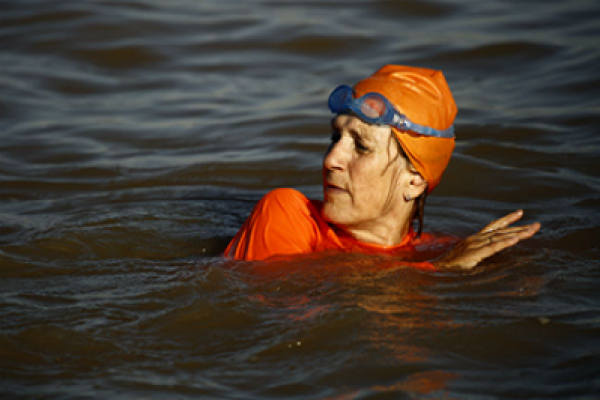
[434,213,541,271]
[479,223,537,237]
[465,224,540,265]
[480,209,524,233]
[457,222,541,266]
[475,222,541,244]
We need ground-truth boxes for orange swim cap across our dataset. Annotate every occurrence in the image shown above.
[353,65,457,193]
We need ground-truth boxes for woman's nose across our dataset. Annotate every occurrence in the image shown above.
[323,139,348,171]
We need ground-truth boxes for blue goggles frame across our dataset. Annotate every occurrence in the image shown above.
[328,84,454,138]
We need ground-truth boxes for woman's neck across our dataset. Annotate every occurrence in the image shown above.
[336,211,413,247]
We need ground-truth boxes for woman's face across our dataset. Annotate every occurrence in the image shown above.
[322,114,410,229]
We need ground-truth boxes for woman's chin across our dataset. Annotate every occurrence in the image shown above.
[321,202,350,226]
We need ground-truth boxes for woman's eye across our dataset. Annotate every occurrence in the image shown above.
[356,141,369,152]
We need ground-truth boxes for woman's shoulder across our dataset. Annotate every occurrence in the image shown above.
[262,188,308,202]
[256,188,315,213]
[227,188,320,260]
[250,188,316,219]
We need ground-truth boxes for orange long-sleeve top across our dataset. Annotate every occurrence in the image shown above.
[225,188,446,271]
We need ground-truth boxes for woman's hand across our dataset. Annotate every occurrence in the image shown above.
[433,210,540,271]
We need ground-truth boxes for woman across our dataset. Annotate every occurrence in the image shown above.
[225,65,540,271]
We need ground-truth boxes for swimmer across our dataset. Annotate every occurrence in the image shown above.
[225,65,540,271]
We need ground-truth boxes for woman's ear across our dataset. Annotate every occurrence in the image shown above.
[406,172,427,200]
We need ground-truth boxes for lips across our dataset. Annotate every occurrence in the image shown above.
[325,182,347,193]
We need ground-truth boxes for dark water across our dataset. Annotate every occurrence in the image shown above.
[1,0,600,398]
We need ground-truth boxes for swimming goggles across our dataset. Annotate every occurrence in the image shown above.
[328,84,455,138]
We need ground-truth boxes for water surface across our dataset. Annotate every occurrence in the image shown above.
[1,0,600,398]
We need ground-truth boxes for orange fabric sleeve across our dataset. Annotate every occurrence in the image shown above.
[224,188,320,261]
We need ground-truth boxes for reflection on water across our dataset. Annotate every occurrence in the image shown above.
[1,0,600,398]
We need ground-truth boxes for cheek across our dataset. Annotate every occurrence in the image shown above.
[351,163,392,203]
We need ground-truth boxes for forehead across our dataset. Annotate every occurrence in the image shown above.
[332,114,392,142]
